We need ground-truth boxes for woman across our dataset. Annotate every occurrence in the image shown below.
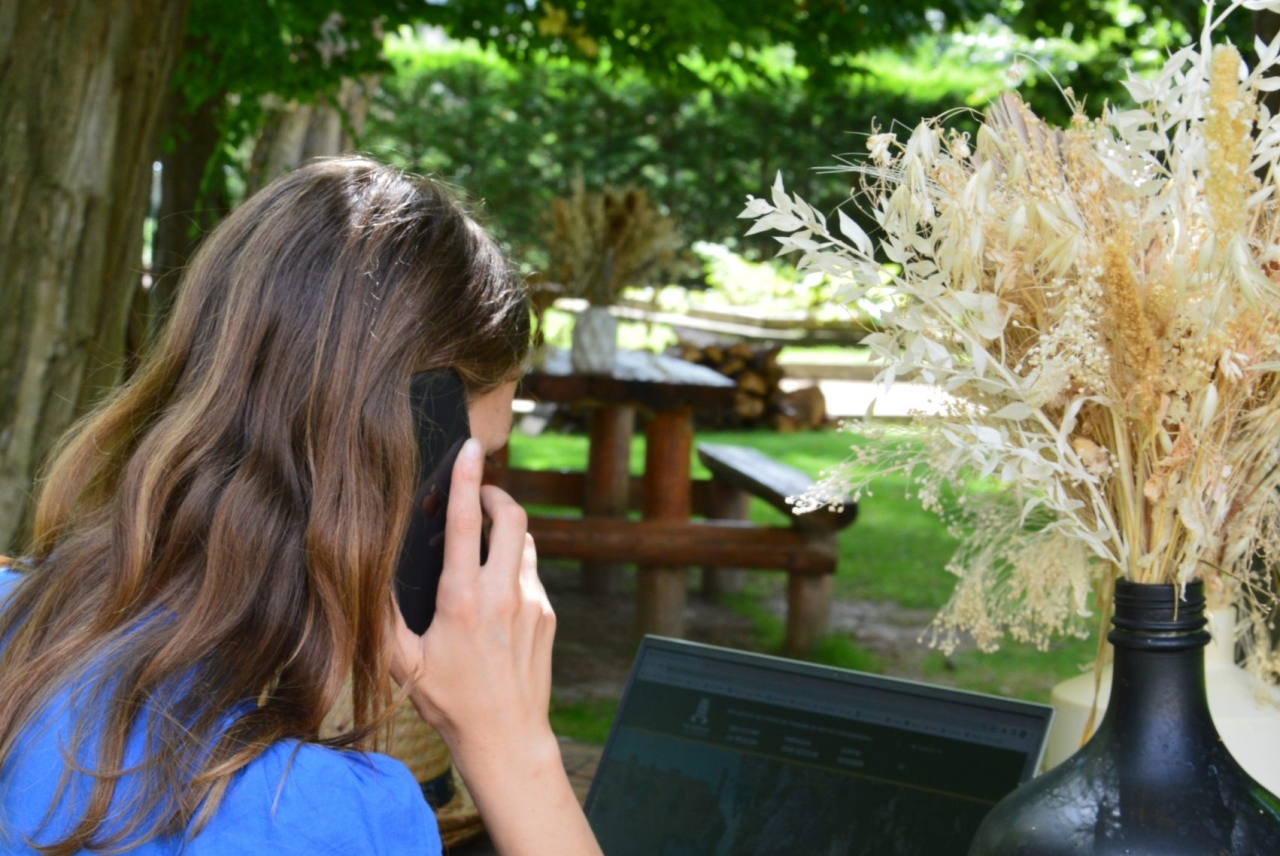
[0,158,603,856]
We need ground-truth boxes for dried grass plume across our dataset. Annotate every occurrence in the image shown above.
[743,0,1280,680]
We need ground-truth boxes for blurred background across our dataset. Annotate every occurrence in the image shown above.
[3,0,1272,732]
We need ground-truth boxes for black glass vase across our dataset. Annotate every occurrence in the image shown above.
[968,579,1280,855]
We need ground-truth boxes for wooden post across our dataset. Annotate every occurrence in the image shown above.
[701,479,750,601]
[636,409,693,639]
[785,556,834,655]
[582,405,634,595]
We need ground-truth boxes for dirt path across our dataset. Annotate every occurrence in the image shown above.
[543,563,937,703]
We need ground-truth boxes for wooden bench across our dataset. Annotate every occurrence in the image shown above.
[695,443,857,654]
[493,443,856,655]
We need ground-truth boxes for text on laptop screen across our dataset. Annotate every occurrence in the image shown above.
[585,639,1052,856]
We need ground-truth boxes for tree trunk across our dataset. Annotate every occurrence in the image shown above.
[151,88,226,340]
[0,0,191,552]
[244,76,377,197]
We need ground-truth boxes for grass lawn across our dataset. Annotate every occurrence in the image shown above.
[511,425,1100,739]
[508,426,960,610]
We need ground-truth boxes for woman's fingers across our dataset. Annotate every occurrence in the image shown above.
[437,438,486,611]
[478,485,528,588]
[392,436,558,747]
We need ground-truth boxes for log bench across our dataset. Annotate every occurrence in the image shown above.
[494,443,856,655]
[696,443,857,654]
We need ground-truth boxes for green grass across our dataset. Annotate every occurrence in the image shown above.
[510,425,1099,737]
[922,635,1101,703]
[723,591,886,675]
[549,697,621,744]
[507,427,958,610]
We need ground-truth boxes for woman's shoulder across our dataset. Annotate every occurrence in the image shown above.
[191,741,442,855]
[0,565,21,595]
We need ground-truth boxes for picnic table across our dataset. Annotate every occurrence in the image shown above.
[494,348,855,650]
[507,348,737,638]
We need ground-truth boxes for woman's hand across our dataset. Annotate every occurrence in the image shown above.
[390,437,555,758]
[390,438,601,856]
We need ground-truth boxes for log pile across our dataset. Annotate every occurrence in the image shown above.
[671,339,827,431]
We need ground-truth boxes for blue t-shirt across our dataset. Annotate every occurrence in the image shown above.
[0,570,442,855]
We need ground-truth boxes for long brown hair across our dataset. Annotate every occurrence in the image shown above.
[0,157,531,854]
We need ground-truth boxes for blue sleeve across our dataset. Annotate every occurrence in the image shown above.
[0,568,21,602]
[188,742,443,855]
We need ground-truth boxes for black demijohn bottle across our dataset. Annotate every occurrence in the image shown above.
[969,579,1280,855]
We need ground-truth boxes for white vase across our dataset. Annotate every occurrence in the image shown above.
[1043,608,1280,793]
[570,305,617,374]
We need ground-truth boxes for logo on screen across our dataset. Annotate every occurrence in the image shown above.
[689,697,711,726]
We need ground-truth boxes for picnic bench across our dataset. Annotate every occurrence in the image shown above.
[695,442,857,652]
[495,421,857,654]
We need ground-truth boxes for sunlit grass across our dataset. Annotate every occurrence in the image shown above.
[507,426,958,610]
[510,425,1097,740]
[549,697,621,745]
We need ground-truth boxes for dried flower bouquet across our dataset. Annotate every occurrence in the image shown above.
[545,181,684,306]
[744,0,1280,675]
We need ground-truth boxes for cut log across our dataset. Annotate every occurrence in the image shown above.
[737,370,768,397]
[775,385,827,430]
[669,339,799,428]
[733,392,766,421]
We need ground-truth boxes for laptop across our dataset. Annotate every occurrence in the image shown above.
[584,637,1053,856]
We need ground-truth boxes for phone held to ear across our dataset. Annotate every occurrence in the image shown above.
[395,369,471,636]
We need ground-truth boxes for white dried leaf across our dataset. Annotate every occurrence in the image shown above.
[992,402,1035,420]
[739,196,774,218]
[838,208,874,257]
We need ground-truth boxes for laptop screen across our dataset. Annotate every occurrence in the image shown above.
[584,637,1053,856]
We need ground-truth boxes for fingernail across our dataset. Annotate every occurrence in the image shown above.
[461,438,483,461]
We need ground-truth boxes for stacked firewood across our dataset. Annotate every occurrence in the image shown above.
[671,339,827,431]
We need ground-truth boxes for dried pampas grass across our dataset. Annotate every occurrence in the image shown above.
[544,181,685,306]
[744,0,1280,679]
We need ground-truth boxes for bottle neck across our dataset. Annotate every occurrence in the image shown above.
[1101,580,1219,745]
[1107,640,1216,734]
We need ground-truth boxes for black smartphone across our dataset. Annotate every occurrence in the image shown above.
[395,368,471,636]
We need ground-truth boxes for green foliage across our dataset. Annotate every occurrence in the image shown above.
[177,1,394,109]
[626,242,873,327]
[411,0,1002,90]
[1006,0,1252,122]
[367,35,996,262]
[170,0,423,204]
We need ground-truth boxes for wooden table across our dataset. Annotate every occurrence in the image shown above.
[508,348,736,639]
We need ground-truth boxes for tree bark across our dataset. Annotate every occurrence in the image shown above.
[0,0,191,552]
[151,88,226,340]
[244,76,377,197]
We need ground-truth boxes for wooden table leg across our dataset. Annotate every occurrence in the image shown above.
[701,479,749,601]
[582,405,634,595]
[636,408,692,639]
[786,572,833,655]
